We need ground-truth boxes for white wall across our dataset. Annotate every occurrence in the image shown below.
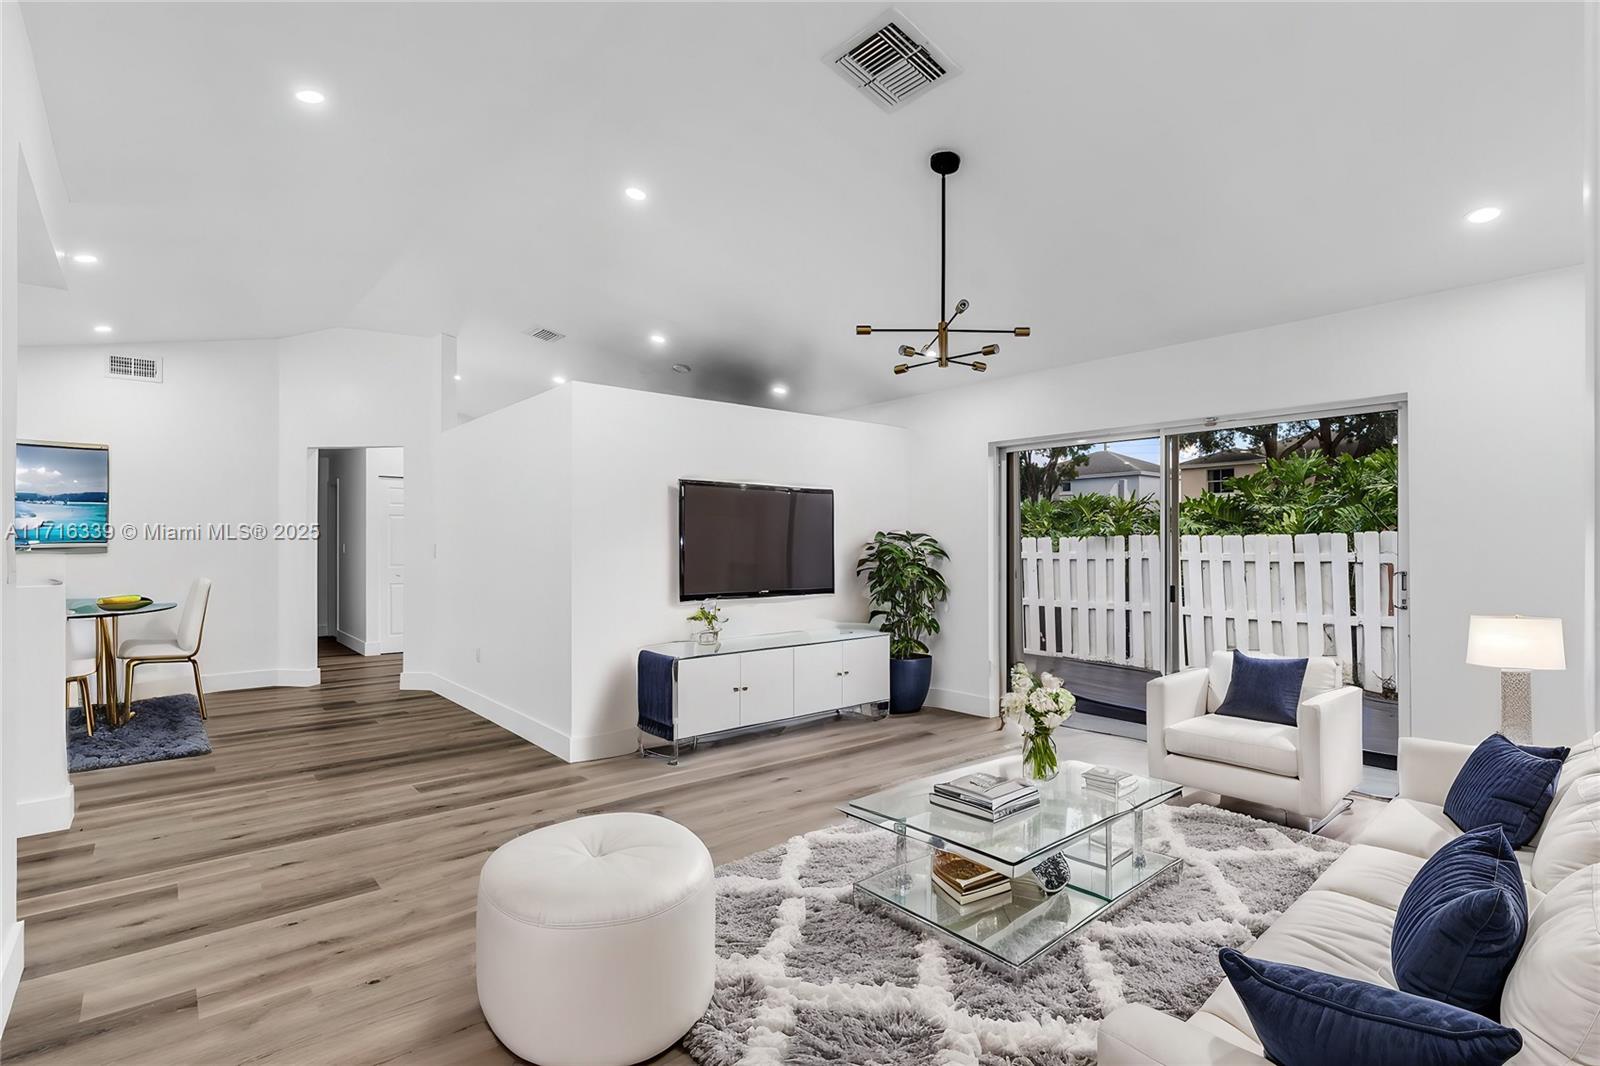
[844,268,1594,747]
[426,383,911,761]
[431,386,574,756]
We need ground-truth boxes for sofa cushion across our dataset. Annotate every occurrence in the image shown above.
[1219,949,1523,1066]
[1529,732,1600,848]
[1206,649,1344,712]
[1166,714,1299,777]
[1499,863,1600,1065]
[1391,827,1526,1017]
[1529,774,1600,893]
[1215,650,1308,726]
[1198,888,1400,1041]
[1311,843,1427,911]
[1444,735,1565,848]
[1361,797,1466,860]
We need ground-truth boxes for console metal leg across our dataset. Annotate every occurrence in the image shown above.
[639,734,681,766]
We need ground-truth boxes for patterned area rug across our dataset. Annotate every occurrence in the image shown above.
[685,804,1345,1066]
[67,694,211,772]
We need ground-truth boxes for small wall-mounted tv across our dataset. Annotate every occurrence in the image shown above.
[15,440,110,550]
[679,479,834,601]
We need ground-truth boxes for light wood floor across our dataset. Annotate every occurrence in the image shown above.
[2,642,1378,1065]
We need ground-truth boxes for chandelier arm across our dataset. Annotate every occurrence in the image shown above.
[946,328,1020,334]
[863,327,939,334]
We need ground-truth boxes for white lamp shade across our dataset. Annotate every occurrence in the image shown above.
[1466,615,1566,671]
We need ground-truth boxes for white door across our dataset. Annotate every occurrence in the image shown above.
[737,648,795,727]
[793,642,844,716]
[382,478,405,653]
[841,635,891,706]
[676,655,742,738]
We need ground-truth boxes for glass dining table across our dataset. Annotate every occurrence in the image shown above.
[67,598,177,727]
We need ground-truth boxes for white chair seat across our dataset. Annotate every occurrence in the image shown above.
[66,657,97,679]
[1165,714,1300,777]
[119,639,188,659]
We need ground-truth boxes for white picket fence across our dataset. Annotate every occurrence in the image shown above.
[1019,532,1399,691]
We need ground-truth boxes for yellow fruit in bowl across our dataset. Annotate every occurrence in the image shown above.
[97,595,145,607]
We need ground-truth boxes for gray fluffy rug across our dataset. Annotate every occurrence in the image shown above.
[67,693,211,772]
[685,804,1345,1066]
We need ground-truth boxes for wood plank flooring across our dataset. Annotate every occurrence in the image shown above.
[3,641,1379,1065]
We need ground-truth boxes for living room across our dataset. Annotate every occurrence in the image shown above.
[0,3,1596,1065]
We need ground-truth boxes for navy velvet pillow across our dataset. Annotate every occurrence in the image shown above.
[1215,650,1307,726]
[1219,949,1522,1066]
[1443,734,1566,848]
[1391,826,1527,1017]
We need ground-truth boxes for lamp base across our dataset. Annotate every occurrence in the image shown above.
[1500,670,1532,743]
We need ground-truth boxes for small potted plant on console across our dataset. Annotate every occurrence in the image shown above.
[687,600,727,649]
[857,531,949,714]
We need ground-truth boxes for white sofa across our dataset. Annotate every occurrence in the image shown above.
[1147,651,1364,828]
[1099,733,1600,1066]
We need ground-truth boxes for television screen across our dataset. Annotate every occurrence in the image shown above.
[679,480,834,600]
[15,441,110,549]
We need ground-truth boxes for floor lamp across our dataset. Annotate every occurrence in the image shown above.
[1466,615,1565,744]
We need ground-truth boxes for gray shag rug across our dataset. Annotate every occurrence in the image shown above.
[685,803,1345,1066]
[67,693,211,772]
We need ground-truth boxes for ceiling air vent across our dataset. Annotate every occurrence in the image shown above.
[830,10,957,112]
[522,325,566,343]
[106,353,163,383]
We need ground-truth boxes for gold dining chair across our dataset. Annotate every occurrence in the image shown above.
[119,577,212,722]
[66,656,98,737]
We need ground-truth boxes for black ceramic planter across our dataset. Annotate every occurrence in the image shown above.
[889,654,933,714]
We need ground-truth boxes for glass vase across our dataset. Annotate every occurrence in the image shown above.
[1022,730,1059,782]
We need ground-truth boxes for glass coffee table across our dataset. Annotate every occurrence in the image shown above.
[840,756,1182,973]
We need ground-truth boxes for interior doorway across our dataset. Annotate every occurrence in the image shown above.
[316,447,406,657]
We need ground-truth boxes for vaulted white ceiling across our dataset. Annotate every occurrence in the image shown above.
[19,2,1585,417]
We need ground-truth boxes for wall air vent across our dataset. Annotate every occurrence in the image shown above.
[522,325,566,343]
[105,353,163,383]
[830,10,958,112]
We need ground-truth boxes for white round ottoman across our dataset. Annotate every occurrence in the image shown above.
[476,812,715,1066]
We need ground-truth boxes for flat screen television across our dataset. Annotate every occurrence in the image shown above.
[15,440,110,550]
[679,479,834,600]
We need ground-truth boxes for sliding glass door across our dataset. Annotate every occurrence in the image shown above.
[1003,404,1405,763]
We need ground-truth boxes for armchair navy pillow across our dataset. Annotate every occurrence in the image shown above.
[1219,949,1522,1066]
[1214,650,1308,727]
[1391,826,1527,1016]
[1444,733,1566,847]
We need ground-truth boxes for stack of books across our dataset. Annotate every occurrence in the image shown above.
[930,772,1040,821]
[931,850,1012,906]
[1083,765,1140,798]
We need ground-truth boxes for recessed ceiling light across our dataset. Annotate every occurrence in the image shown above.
[649,332,667,345]
[453,373,462,381]
[71,253,98,264]
[771,383,789,397]
[671,364,691,374]
[54,250,64,258]
[1465,206,1502,225]
[552,375,567,385]
[92,324,113,334]
[624,187,647,202]
[295,88,326,105]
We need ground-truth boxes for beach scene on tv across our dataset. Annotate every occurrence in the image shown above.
[15,442,110,547]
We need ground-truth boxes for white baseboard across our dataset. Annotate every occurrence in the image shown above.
[0,920,21,1035]
[123,666,322,701]
[398,670,431,691]
[410,671,573,762]
[570,725,641,762]
[13,786,74,837]
[927,686,995,717]
[335,630,377,656]
[378,637,404,655]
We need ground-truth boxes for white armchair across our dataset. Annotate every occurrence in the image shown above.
[1147,650,1363,831]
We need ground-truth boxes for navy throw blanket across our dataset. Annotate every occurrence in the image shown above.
[638,650,676,740]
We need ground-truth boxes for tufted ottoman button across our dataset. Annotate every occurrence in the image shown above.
[475,812,714,1066]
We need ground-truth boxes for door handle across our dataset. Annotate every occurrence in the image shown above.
[844,670,851,675]
[741,685,749,692]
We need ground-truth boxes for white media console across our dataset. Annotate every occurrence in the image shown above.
[639,626,890,762]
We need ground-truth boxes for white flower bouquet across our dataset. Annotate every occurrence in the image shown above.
[1000,663,1076,781]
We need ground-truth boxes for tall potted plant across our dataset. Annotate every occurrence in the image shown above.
[857,531,949,714]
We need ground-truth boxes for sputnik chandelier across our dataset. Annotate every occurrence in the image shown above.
[855,150,1031,375]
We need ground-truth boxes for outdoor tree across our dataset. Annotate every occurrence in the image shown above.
[1018,445,1095,501]
[1182,411,1397,461]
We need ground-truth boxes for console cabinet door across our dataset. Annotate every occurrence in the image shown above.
[841,635,891,707]
[793,642,844,716]
[738,648,795,726]
[675,655,742,738]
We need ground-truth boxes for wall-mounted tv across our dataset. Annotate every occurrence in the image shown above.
[15,441,110,550]
[679,479,834,601]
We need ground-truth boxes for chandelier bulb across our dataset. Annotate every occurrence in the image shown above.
[898,345,917,357]
[981,344,999,356]
[1014,326,1031,337]
[954,299,970,314]
[893,363,910,375]
[856,325,873,336]
[970,361,987,372]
